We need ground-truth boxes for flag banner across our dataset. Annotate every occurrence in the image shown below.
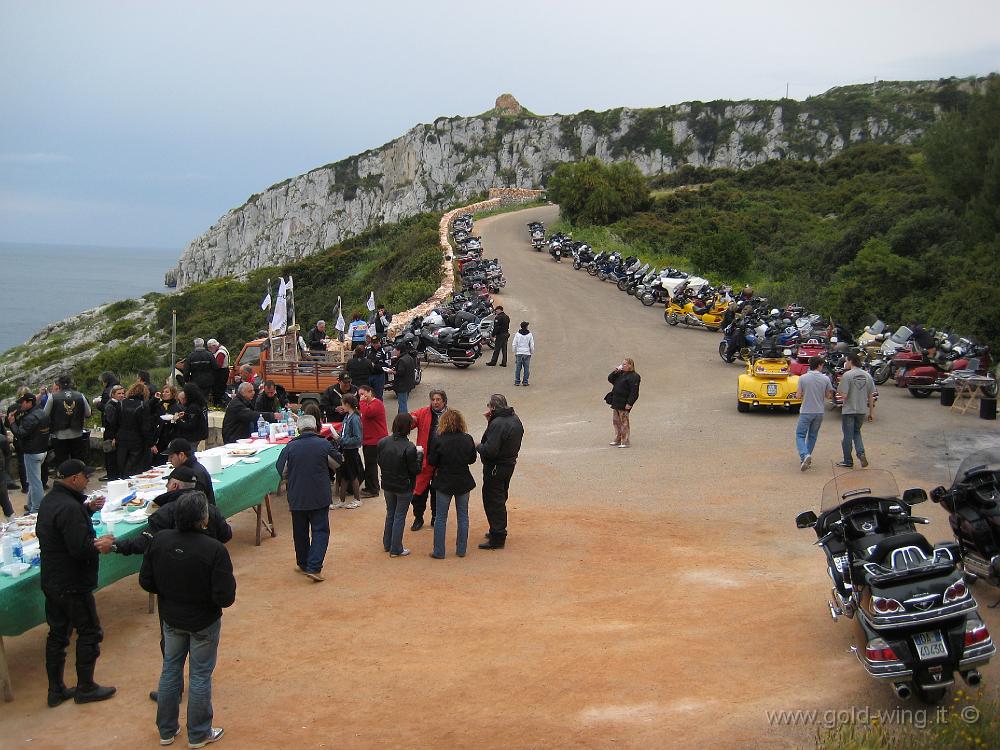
[261,278,272,310]
[334,296,346,332]
[366,291,376,312]
[271,278,288,334]
[285,276,296,328]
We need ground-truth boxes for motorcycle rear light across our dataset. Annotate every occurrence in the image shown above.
[872,596,904,614]
[740,391,755,399]
[865,638,899,662]
[944,580,969,604]
[965,622,990,647]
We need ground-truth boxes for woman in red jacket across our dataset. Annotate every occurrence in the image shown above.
[408,389,447,531]
[357,385,388,498]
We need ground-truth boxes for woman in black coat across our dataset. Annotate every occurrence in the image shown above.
[607,357,640,448]
[173,384,209,447]
[149,383,180,465]
[427,408,477,559]
[116,381,153,477]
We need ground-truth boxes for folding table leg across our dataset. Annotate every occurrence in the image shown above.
[0,636,13,701]
[254,494,277,546]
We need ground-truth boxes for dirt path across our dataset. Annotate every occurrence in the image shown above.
[4,205,999,749]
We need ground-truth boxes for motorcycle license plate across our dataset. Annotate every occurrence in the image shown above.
[766,383,778,396]
[913,630,947,661]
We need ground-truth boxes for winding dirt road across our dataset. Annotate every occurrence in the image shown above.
[5,205,1000,748]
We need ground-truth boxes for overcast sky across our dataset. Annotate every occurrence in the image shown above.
[2,0,998,250]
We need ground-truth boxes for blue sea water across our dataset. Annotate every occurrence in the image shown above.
[0,242,178,353]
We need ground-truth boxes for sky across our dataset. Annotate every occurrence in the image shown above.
[1,0,998,252]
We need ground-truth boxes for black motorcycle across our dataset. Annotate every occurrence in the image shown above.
[932,449,1000,588]
[796,470,994,703]
[394,317,483,369]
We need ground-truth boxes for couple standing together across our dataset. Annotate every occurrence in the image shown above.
[486,307,534,387]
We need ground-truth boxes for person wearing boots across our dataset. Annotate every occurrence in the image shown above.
[36,459,115,707]
[477,394,524,550]
[44,375,91,465]
[485,306,510,367]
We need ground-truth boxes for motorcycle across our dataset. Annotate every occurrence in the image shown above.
[796,470,994,703]
[571,243,595,270]
[932,449,1000,589]
[394,317,483,368]
[893,339,994,398]
[527,221,545,251]
[664,287,728,331]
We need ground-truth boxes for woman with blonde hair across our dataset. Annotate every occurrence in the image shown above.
[427,408,477,558]
[606,358,640,448]
[116,380,153,476]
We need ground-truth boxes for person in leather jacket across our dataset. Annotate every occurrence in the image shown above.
[183,339,219,404]
[44,375,91,464]
[8,392,51,513]
[476,394,524,550]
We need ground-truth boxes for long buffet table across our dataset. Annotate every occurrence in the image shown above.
[0,441,284,699]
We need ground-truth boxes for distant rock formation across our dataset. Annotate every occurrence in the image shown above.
[167,77,990,288]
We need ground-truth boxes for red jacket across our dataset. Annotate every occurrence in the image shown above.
[358,398,388,446]
[409,405,438,494]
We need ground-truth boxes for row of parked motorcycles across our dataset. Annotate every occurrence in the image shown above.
[385,215,507,369]
[796,451,1000,704]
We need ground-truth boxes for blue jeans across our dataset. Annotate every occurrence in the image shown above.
[433,491,470,558]
[157,618,221,745]
[514,354,531,385]
[841,414,866,464]
[369,373,386,401]
[290,507,330,573]
[795,413,824,460]
[383,490,411,554]
[396,390,410,415]
[24,451,46,513]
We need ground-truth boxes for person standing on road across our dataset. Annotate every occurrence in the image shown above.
[836,353,876,468]
[335,395,364,509]
[36,459,115,707]
[607,358,640,448]
[390,345,417,415]
[428,409,477,559]
[365,337,391,400]
[512,321,534,386]
[358,385,387,498]
[477,394,524,550]
[408,389,448,531]
[139,491,235,748]
[486,306,510,367]
[44,375,91,465]
[275,415,343,582]
[377,414,422,557]
[795,356,834,471]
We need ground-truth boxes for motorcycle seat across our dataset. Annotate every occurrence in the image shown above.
[865,532,933,566]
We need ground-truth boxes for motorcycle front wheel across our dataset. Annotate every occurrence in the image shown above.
[873,363,891,385]
[666,312,680,326]
[909,387,934,398]
[641,293,655,306]
[617,279,629,291]
[573,260,582,270]
[719,342,736,363]
[587,266,599,277]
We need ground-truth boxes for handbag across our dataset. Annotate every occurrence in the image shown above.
[604,391,614,405]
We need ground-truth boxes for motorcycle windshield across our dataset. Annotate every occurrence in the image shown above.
[867,320,885,335]
[890,326,913,344]
[821,470,900,512]
[953,449,1000,487]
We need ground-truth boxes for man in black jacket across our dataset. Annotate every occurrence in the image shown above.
[44,375,91,464]
[486,305,511,367]
[8,392,51,513]
[140,492,235,748]
[320,374,358,423]
[390,345,417,415]
[365,337,391,400]
[165,438,217,505]
[375,305,392,339]
[222,382,279,444]
[36,459,115,707]
[307,320,328,351]
[253,380,288,414]
[275,415,343,581]
[476,394,524,550]
[184,338,219,404]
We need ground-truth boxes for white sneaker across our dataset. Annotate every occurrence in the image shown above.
[609,441,620,446]
[331,501,346,509]
[343,500,361,509]
[189,727,224,748]
[800,454,812,472]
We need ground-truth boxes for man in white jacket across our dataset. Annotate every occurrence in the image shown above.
[512,322,534,387]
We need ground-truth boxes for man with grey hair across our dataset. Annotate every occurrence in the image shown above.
[307,320,328,352]
[206,339,230,404]
[222,382,279,444]
[275,414,343,582]
[476,394,524,550]
[140,491,235,748]
[184,338,219,403]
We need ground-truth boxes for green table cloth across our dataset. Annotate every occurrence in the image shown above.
[0,445,282,637]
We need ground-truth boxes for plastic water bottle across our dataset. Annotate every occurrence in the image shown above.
[257,416,269,440]
[1,535,14,565]
[12,537,23,562]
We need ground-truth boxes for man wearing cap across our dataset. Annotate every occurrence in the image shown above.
[320,373,358,424]
[36,459,115,707]
[166,438,216,505]
[7,391,51,513]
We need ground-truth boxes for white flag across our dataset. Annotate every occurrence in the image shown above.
[260,292,272,311]
[366,291,376,312]
[270,278,288,334]
[334,296,346,333]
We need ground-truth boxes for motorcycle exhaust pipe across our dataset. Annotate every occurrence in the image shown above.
[893,682,912,700]
[963,670,982,687]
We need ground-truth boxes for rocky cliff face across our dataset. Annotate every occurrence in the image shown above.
[170,78,987,288]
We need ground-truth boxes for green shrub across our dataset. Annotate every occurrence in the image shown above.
[73,343,161,395]
[547,158,650,225]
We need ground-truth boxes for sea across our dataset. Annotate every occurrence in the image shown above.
[0,242,178,353]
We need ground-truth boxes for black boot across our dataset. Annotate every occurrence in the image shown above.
[75,663,116,704]
[410,517,423,531]
[46,656,74,707]
[478,532,506,550]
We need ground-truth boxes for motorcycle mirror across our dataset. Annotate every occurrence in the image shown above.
[795,510,818,528]
[930,486,947,502]
[902,487,928,505]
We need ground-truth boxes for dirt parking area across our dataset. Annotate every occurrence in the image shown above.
[3,205,999,748]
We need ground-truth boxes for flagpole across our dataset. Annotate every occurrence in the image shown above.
[169,310,177,386]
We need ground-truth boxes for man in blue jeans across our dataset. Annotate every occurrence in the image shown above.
[275,415,343,582]
[795,356,833,471]
[140,492,235,748]
[8,392,50,513]
[836,353,876,468]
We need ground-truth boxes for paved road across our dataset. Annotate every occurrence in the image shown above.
[5,204,999,748]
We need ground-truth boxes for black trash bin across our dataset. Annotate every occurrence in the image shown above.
[940,387,956,407]
[981,397,997,421]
